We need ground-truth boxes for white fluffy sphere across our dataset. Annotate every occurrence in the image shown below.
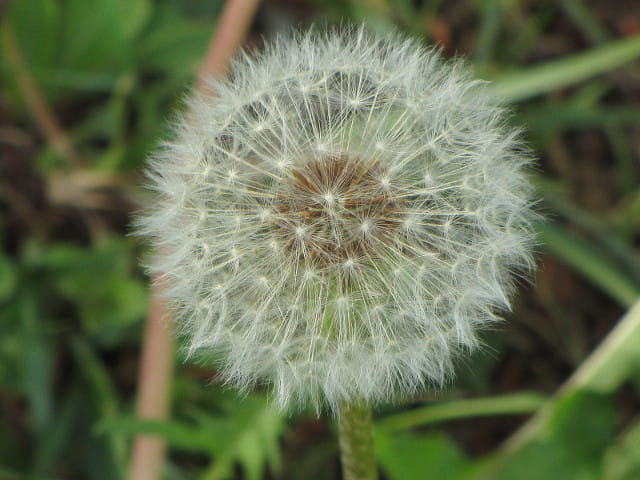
[137,26,537,411]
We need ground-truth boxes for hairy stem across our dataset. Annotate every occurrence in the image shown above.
[337,401,378,480]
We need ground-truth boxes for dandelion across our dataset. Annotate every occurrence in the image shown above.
[137,24,536,478]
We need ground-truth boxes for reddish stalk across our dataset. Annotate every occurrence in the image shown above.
[197,0,262,92]
[128,1,261,479]
[128,283,173,480]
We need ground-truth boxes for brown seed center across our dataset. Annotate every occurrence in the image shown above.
[270,156,403,268]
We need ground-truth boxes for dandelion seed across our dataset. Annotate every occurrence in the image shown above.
[136,25,537,412]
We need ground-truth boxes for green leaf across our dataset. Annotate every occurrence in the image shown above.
[135,5,212,76]
[520,105,640,133]
[17,292,54,436]
[1,0,60,70]
[101,393,284,480]
[490,391,615,480]
[99,417,214,452]
[378,391,547,431]
[490,441,597,480]
[474,301,640,478]
[487,34,640,102]
[604,419,640,480]
[32,69,121,92]
[569,300,640,393]
[549,391,616,455]
[112,0,152,40]
[375,429,470,480]
[0,0,62,105]
[0,467,62,480]
[72,340,127,474]
[196,395,284,480]
[0,254,18,301]
[474,0,504,62]
[561,0,610,44]
[1,0,151,103]
[55,0,149,70]
[31,386,84,476]
[33,237,148,346]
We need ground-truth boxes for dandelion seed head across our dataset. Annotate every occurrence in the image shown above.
[137,25,537,411]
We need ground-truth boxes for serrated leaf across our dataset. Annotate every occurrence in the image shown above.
[101,393,284,480]
[193,395,284,480]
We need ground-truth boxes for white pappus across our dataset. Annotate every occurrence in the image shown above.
[136,25,537,412]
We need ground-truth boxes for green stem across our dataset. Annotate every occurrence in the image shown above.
[337,401,378,480]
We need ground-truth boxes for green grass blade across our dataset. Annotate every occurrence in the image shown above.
[474,0,503,62]
[378,392,547,432]
[536,182,640,282]
[538,222,640,308]
[520,105,640,132]
[561,0,610,44]
[475,300,640,479]
[72,340,127,474]
[605,126,639,195]
[99,417,213,452]
[487,34,640,102]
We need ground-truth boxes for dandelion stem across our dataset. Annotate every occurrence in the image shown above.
[337,401,378,480]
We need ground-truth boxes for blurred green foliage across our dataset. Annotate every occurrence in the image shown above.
[1,0,640,479]
[101,392,284,480]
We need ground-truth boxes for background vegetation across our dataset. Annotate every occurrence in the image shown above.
[1,0,640,479]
